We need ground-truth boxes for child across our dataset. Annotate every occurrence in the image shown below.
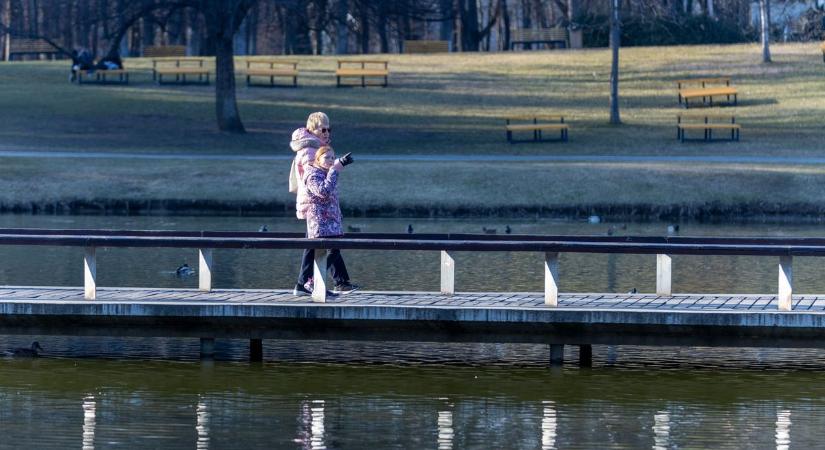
[301,145,358,294]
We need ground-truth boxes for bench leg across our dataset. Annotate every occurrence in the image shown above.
[293,76,297,87]
[507,130,512,143]
[337,76,340,87]
[384,75,388,87]
[246,75,250,86]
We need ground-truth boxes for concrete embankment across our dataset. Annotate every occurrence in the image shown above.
[3,199,825,223]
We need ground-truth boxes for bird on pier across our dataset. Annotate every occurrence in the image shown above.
[5,341,43,357]
[258,225,268,232]
[482,227,497,234]
[627,288,637,294]
[667,224,680,235]
[176,263,195,277]
[606,226,617,236]
[407,224,414,234]
[505,225,512,234]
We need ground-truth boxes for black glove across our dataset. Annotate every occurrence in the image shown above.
[338,152,354,166]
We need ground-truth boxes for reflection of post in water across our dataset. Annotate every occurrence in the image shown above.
[196,398,210,450]
[776,409,791,450]
[652,410,670,450]
[82,395,96,450]
[437,397,454,450]
[541,400,557,450]
[298,399,326,450]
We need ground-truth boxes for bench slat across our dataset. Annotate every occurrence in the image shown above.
[506,124,569,131]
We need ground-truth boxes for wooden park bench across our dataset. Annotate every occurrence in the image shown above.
[153,57,212,84]
[676,113,740,142]
[241,58,298,87]
[510,27,568,50]
[335,60,389,87]
[505,114,569,143]
[8,38,61,60]
[403,40,449,53]
[144,45,186,58]
[75,68,129,85]
[676,77,737,108]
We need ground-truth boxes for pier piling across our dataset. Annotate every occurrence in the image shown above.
[250,339,263,362]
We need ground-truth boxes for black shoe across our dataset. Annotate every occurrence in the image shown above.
[293,283,312,296]
[333,282,359,294]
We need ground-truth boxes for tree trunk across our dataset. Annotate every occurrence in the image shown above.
[500,0,510,51]
[460,0,480,51]
[706,0,714,18]
[203,0,249,133]
[359,4,369,53]
[377,5,388,53]
[335,0,348,54]
[439,0,453,44]
[3,0,11,61]
[609,0,621,125]
[759,0,771,63]
[214,34,244,132]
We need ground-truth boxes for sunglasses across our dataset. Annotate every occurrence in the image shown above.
[320,127,331,133]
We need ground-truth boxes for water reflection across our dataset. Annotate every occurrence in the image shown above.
[297,399,327,450]
[196,398,209,450]
[653,410,670,450]
[437,398,454,450]
[541,400,557,450]
[776,409,791,450]
[81,395,95,450]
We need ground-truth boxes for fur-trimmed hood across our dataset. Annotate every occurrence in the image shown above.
[290,127,323,152]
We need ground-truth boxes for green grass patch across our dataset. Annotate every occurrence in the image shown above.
[1,43,825,215]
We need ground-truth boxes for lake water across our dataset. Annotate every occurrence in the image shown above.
[2,214,825,449]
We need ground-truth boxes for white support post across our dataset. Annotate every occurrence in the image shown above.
[198,249,213,292]
[312,249,328,303]
[84,247,96,300]
[440,250,455,295]
[544,252,559,306]
[778,255,793,311]
[656,254,672,296]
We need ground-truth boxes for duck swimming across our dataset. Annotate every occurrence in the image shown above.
[176,263,196,277]
[6,341,43,357]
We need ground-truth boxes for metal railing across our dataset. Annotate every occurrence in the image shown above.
[1,228,822,309]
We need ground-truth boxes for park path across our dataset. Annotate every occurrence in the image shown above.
[2,149,825,165]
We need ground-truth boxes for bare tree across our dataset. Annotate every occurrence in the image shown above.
[759,0,771,62]
[609,0,621,124]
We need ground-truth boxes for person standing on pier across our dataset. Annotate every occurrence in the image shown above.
[290,112,326,296]
[301,145,358,294]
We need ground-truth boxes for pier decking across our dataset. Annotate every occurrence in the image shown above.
[3,287,825,350]
[4,229,825,364]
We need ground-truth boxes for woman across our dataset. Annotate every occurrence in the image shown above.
[291,112,330,296]
[300,145,358,294]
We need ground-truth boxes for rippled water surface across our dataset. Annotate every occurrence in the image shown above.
[3,214,825,448]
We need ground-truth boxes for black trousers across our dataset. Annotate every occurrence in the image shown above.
[297,237,350,286]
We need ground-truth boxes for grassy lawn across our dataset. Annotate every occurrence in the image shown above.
[1,43,825,216]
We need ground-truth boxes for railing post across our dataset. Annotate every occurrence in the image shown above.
[778,256,793,311]
[544,252,559,306]
[198,249,213,292]
[440,250,455,295]
[656,254,672,296]
[84,247,96,300]
[312,249,328,303]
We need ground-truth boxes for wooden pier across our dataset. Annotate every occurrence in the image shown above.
[3,229,825,364]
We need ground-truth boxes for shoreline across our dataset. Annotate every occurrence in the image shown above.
[3,199,825,224]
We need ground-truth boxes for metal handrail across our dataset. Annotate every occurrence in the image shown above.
[0,229,807,309]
